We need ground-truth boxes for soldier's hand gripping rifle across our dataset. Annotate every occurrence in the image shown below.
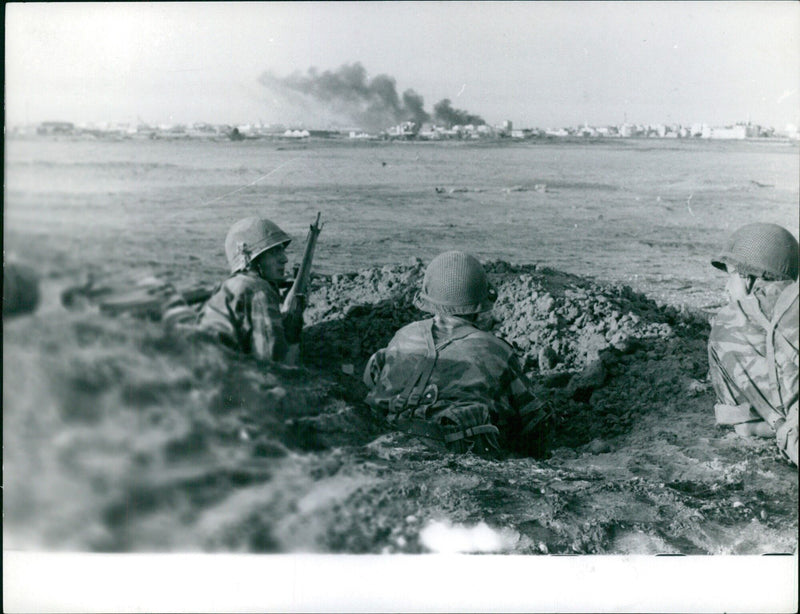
[281,212,323,343]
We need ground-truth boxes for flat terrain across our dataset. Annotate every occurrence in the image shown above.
[3,137,797,555]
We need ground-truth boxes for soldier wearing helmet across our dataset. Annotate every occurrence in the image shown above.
[707,223,798,466]
[3,261,40,317]
[190,217,303,363]
[363,251,551,458]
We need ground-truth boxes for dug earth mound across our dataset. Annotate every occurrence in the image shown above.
[3,260,797,554]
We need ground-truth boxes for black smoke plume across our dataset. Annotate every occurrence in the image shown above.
[433,99,485,128]
[259,62,485,131]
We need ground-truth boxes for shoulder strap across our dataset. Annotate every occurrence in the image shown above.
[405,323,485,408]
[392,319,437,412]
[434,325,483,352]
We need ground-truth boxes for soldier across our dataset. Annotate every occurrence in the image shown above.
[3,261,40,317]
[165,217,303,364]
[363,250,551,458]
[708,222,798,466]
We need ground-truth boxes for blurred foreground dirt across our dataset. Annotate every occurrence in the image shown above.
[3,261,797,553]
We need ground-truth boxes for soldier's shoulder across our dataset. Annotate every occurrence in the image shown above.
[385,319,434,347]
[395,318,433,338]
[769,279,797,294]
[776,280,799,308]
[710,299,747,328]
[222,274,276,296]
[756,279,796,305]
[468,329,516,355]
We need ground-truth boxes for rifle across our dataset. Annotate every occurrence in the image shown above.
[282,212,323,315]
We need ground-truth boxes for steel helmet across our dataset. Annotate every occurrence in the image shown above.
[417,251,497,315]
[224,217,292,274]
[3,262,40,316]
[711,223,799,281]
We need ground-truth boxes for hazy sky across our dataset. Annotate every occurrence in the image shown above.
[5,1,799,129]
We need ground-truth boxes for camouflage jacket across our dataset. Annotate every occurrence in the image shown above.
[363,315,546,442]
[708,279,798,464]
[196,272,291,362]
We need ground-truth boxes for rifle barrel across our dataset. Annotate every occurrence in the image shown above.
[282,213,322,312]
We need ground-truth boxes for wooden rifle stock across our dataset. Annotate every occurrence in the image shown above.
[282,212,323,314]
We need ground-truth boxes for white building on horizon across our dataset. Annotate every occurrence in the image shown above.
[710,125,747,139]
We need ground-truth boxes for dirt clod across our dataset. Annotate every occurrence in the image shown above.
[3,260,797,554]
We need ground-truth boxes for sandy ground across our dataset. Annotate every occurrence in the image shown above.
[3,259,796,554]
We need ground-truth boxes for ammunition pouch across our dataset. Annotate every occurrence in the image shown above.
[389,400,501,458]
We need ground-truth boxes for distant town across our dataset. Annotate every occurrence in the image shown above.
[9,118,800,141]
